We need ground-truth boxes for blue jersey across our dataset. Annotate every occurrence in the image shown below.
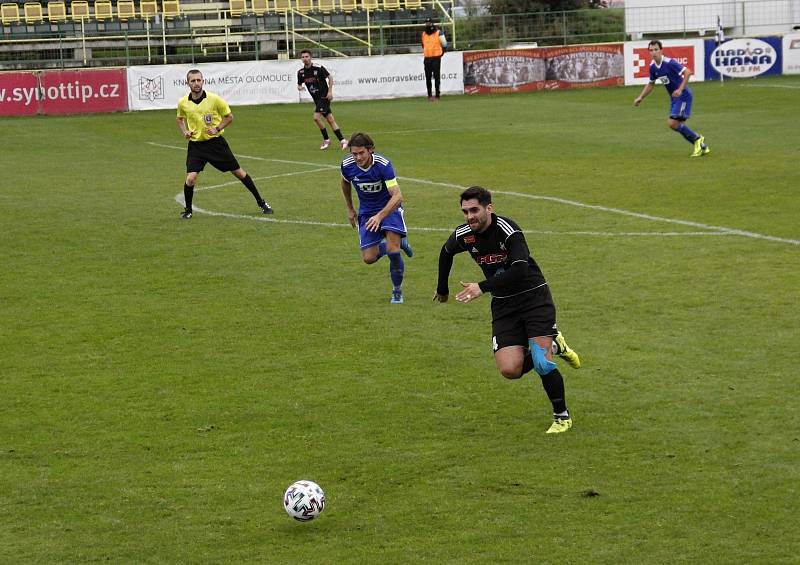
[649,56,692,99]
[340,153,399,215]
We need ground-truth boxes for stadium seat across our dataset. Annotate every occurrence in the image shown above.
[295,0,311,12]
[273,0,289,11]
[71,1,91,21]
[94,0,113,20]
[360,0,377,10]
[382,0,399,10]
[162,0,180,18]
[250,0,268,15]
[403,0,420,8]
[229,0,246,16]
[24,2,44,23]
[1,2,20,24]
[339,0,355,12]
[46,1,67,22]
[317,0,333,12]
[116,0,135,20]
[140,0,158,19]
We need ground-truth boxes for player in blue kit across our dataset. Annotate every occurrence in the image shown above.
[634,40,710,157]
[340,132,413,304]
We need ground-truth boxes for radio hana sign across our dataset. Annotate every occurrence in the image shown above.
[710,38,779,78]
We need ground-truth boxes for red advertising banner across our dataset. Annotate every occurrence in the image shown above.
[40,69,128,114]
[0,72,40,116]
[0,68,128,116]
[464,44,624,94]
[631,45,695,79]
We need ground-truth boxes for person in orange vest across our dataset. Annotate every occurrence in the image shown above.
[421,18,447,101]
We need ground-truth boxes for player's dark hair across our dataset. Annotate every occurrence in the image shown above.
[648,40,663,49]
[460,186,492,205]
[300,49,312,56]
[186,68,202,79]
[348,132,375,149]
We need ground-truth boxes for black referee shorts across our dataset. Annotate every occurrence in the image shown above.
[490,285,558,352]
[186,136,241,173]
[313,97,332,116]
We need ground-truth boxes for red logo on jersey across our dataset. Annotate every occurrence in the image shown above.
[633,45,695,78]
[464,235,475,244]
[477,253,507,265]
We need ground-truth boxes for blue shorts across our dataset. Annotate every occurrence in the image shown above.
[669,94,693,120]
[359,206,407,249]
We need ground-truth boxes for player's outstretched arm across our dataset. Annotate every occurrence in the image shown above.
[634,82,654,106]
[340,178,356,228]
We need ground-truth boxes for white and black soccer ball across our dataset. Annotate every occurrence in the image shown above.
[283,480,326,522]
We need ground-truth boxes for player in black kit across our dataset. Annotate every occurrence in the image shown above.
[434,186,581,434]
[297,49,348,150]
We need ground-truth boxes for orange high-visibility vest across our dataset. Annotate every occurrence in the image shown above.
[422,31,443,58]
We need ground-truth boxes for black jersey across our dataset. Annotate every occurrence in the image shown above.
[437,214,547,298]
[297,64,330,99]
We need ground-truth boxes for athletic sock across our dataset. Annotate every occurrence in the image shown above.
[320,128,329,140]
[183,184,194,211]
[677,123,700,143]
[334,128,344,141]
[554,410,570,419]
[521,351,534,375]
[387,251,404,289]
[539,368,567,414]
[240,173,264,204]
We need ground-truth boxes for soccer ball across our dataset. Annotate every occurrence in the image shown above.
[283,480,326,522]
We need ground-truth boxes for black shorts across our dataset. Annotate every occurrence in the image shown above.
[186,136,240,173]
[313,97,332,116]
[491,284,558,352]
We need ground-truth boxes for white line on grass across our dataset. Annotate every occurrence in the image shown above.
[150,142,799,246]
[741,84,800,89]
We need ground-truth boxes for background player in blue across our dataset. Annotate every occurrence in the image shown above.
[634,40,710,157]
[297,49,347,150]
[340,132,413,304]
[433,186,581,434]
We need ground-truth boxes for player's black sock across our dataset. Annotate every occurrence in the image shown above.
[183,184,194,211]
[539,368,567,414]
[240,174,264,204]
[522,352,534,375]
[334,129,344,141]
[320,128,329,140]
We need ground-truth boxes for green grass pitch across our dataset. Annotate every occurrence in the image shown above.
[2,75,799,563]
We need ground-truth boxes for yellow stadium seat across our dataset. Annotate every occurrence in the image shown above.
[229,0,246,16]
[273,0,289,11]
[403,0,420,8]
[71,0,90,20]
[140,0,158,18]
[47,1,67,21]
[339,0,355,11]
[295,0,311,12]
[94,0,113,20]
[382,0,399,9]
[1,2,21,24]
[317,0,333,12]
[116,0,135,19]
[24,2,44,23]
[360,0,377,10]
[162,0,180,18]
[251,0,268,14]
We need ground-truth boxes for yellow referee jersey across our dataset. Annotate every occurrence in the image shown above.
[176,91,231,142]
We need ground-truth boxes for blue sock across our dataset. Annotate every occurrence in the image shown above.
[677,123,700,143]
[387,252,404,289]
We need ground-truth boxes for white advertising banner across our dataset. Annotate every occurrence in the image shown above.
[624,39,705,86]
[783,33,800,75]
[305,52,464,102]
[127,52,463,111]
[127,60,297,111]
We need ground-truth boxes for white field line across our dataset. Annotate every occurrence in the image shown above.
[740,83,800,89]
[149,142,800,246]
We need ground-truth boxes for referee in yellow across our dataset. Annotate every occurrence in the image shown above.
[176,69,273,219]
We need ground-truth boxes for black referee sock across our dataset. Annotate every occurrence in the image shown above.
[539,368,567,415]
[240,174,265,204]
[183,184,194,211]
[334,128,344,141]
[320,128,329,140]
